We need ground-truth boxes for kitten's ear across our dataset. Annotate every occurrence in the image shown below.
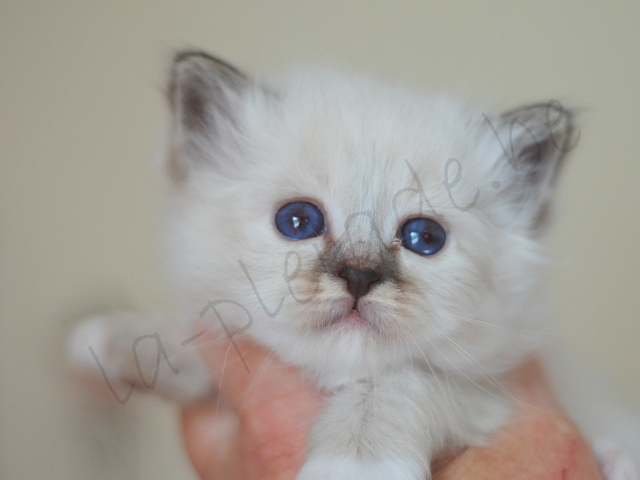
[487,101,579,232]
[167,51,250,181]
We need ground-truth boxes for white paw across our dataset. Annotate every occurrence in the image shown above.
[67,315,117,376]
[593,438,639,480]
[296,455,425,480]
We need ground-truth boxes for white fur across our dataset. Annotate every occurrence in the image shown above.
[165,68,544,386]
[69,56,637,478]
[296,455,424,480]
[593,438,639,480]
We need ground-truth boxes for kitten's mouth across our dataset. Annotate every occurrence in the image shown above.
[339,309,369,328]
[326,302,373,330]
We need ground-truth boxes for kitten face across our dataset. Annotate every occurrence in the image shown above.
[164,53,574,388]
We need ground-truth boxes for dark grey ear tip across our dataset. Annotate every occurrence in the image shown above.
[171,50,247,80]
[167,50,249,116]
[501,100,576,125]
[499,100,579,155]
[174,49,216,64]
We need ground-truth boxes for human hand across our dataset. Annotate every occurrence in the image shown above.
[181,331,602,480]
[181,331,322,480]
[432,359,603,479]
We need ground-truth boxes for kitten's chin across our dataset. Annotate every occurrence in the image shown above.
[283,309,408,389]
[252,300,412,388]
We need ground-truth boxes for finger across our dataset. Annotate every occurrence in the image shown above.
[196,326,323,479]
[181,402,240,480]
[195,325,323,416]
[433,358,603,480]
[433,406,602,480]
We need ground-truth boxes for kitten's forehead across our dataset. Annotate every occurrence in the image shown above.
[254,72,487,235]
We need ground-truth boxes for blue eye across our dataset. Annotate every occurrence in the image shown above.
[275,201,325,240]
[400,218,446,255]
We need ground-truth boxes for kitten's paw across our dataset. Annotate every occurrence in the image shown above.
[68,315,118,377]
[296,455,426,480]
[67,313,152,390]
[68,312,215,403]
[593,438,639,480]
[66,315,138,401]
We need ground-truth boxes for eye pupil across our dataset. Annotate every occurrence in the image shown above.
[401,218,446,255]
[276,201,325,240]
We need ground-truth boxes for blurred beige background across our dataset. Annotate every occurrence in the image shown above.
[1,1,639,478]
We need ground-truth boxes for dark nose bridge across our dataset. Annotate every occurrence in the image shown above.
[316,238,400,299]
[339,265,380,300]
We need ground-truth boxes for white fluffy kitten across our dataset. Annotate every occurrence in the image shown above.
[69,51,636,479]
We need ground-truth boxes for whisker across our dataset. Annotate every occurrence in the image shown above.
[426,325,521,403]
[409,338,451,402]
[416,331,523,407]
[446,312,566,339]
[214,337,236,417]
[239,349,278,410]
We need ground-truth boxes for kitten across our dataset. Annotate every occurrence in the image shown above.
[68,51,635,479]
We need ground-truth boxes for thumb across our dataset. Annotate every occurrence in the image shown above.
[195,326,323,479]
[195,325,323,416]
[181,401,241,480]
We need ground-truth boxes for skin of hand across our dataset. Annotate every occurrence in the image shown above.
[181,330,603,480]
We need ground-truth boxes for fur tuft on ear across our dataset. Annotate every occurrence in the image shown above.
[485,101,579,233]
[166,51,250,181]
